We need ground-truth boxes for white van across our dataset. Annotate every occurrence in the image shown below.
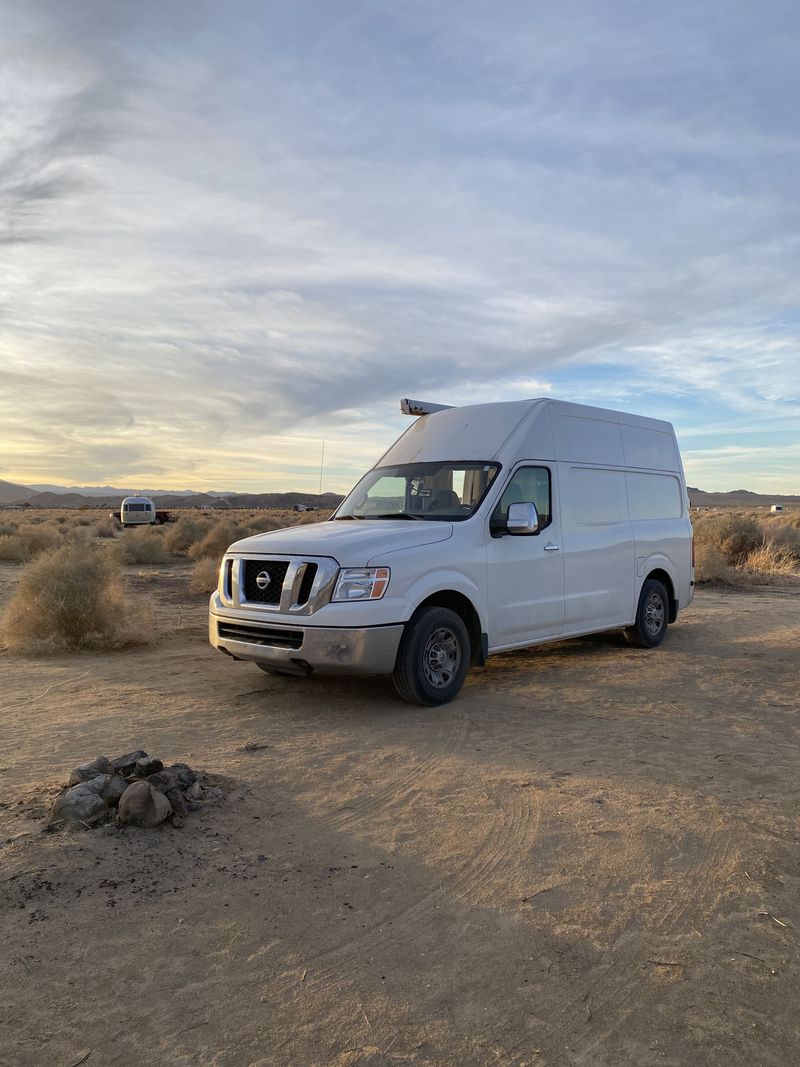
[209,399,695,705]
[120,495,156,527]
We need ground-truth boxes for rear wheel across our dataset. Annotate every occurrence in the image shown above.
[392,606,470,706]
[624,578,669,648]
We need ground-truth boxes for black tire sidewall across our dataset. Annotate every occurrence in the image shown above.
[636,579,668,647]
[395,606,470,706]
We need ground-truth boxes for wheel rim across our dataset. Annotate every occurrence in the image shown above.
[422,626,461,689]
[644,591,665,637]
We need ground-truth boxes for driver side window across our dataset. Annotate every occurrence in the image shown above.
[491,466,552,534]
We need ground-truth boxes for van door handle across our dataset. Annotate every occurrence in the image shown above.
[543,543,560,551]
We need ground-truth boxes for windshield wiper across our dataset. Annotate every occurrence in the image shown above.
[370,512,426,521]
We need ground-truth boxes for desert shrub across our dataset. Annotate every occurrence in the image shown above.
[0,522,17,537]
[76,514,95,526]
[0,525,60,561]
[190,556,220,593]
[743,541,800,578]
[236,515,285,538]
[0,535,27,562]
[55,515,67,525]
[691,512,762,567]
[188,520,242,561]
[65,526,94,545]
[693,542,737,584]
[0,542,153,654]
[164,515,207,555]
[95,516,117,538]
[757,522,800,560]
[115,527,171,564]
[17,524,62,556]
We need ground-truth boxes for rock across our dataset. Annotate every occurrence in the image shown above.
[68,756,113,786]
[111,750,149,775]
[134,757,163,778]
[186,781,203,801]
[100,775,129,805]
[171,814,185,829]
[146,769,181,793]
[117,781,172,828]
[201,786,224,802]
[167,763,196,789]
[166,788,188,816]
[50,777,109,824]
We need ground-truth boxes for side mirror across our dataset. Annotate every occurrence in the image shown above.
[507,501,540,535]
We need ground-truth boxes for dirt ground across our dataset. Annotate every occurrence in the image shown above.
[1,562,799,1067]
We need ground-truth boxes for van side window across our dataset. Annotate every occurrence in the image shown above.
[491,466,551,535]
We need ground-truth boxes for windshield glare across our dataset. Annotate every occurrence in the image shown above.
[335,462,500,521]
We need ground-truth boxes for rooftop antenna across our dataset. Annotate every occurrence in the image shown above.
[316,440,325,521]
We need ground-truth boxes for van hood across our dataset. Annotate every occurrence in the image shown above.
[228,519,453,567]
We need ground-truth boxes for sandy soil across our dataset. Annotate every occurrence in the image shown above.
[1,563,799,1067]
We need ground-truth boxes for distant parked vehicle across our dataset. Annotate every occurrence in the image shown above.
[770,504,784,514]
[120,495,156,527]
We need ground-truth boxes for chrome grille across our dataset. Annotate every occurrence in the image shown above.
[296,563,318,606]
[243,560,289,604]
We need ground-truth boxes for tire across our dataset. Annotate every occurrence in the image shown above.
[624,578,669,649]
[392,606,470,706]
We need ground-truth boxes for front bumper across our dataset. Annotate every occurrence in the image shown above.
[209,609,404,677]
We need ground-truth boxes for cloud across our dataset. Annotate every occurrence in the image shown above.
[0,1,799,491]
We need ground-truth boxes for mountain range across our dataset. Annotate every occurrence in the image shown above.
[0,477,798,511]
[0,478,343,510]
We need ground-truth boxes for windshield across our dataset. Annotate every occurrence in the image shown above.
[335,462,500,521]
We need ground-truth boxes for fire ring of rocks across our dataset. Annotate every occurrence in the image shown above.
[48,751,222,830]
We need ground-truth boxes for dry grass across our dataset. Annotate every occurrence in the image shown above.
[0,524,61,561]
[115,527,171,564]
[190,556,220,593]
[187,520,243,561]
[0,542,153,655]
[0,535,27,562]
[743,542,800,577]
[95,516,118,538]
[164,515,209,555]
[184,511,332,561]
[693,509,800,584]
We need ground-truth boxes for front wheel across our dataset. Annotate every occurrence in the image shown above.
[392,606,470,706]
[624,578,669,648]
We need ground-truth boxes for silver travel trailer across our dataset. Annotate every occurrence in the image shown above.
[120,495,156,527]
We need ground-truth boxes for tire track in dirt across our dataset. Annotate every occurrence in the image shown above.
[261,785,538,1012]
[324,702,470,834]
[501,827,739,1065]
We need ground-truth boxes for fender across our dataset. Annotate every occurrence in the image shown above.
[635,552,679,609]
[400,567,487,632]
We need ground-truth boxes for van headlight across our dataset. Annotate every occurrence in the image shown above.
[332,567,390,601]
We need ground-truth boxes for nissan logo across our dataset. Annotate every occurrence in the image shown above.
[255,570,271,590]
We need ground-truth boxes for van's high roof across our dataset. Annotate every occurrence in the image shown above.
[379,398,681,473]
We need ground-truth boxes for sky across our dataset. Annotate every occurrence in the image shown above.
[1,0,799,494]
